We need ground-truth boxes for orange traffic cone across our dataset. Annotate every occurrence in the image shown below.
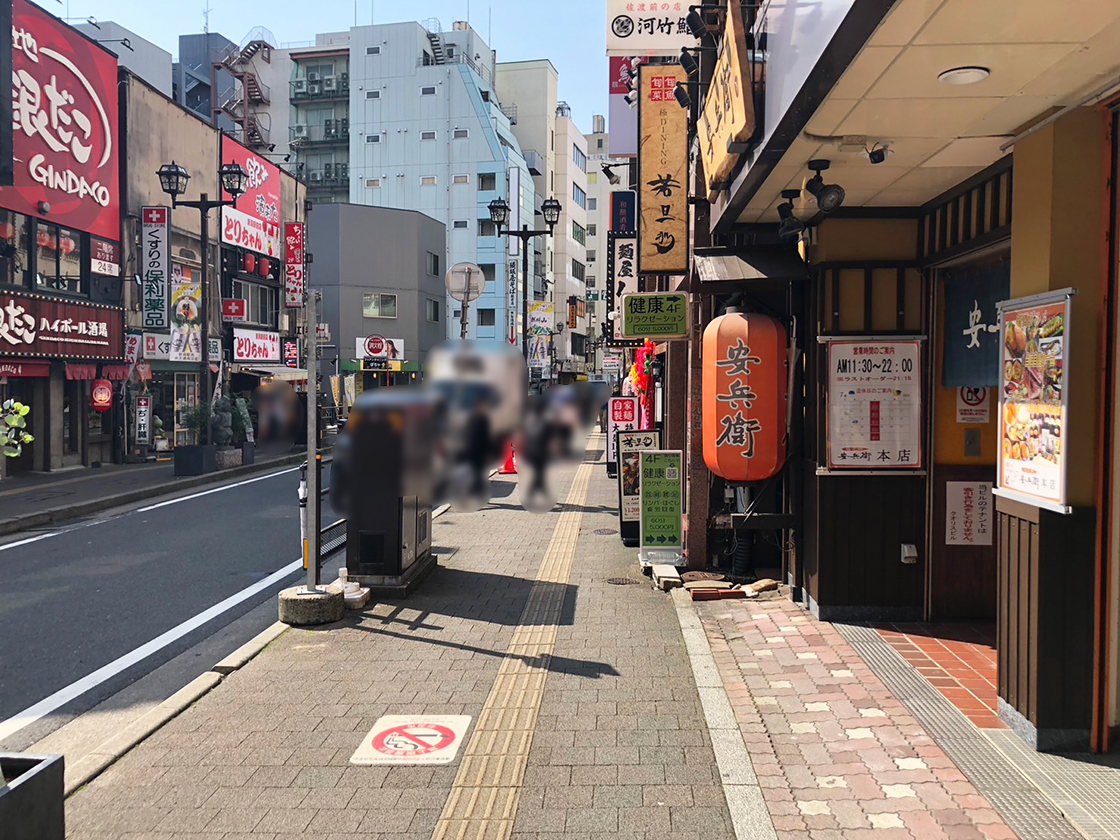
[499,442,517,474]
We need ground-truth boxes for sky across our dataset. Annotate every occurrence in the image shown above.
[41,0,610,132]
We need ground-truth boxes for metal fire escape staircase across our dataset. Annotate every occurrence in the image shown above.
[423,19,447,64]
[212,27,276,149]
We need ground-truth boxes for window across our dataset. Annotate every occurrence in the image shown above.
[597,138,604,149]
[366,90,381,99]
[479,89,489,102]
[572,222,586,245]
[421,175,437,186]
[365,133,382,143]
[362,292,398,318]
[572,183,587,209]
[550,129,554,150]
[426,252,440,276]
[571,332,587,357]
[478,220,498,237]
[447,46,456,58]
[453,174,470,184]
[571,260,585,282]
[35,223,85,295]
[478,308,496,327]
[573,145,587,172]
[366,45,381,55]
[427,299,440,322]
[232,279,279,328]
[481,264,496,285]
[366,178,381,188]
[588,224,597,237]
[453,128,469,139]
[421,85,437,95]
[453,220,468,229]
[587,250,596,263]
[453,309,461,319]
[0,213,30,288]
[421,130,437,141]
[588,172,598,185]
[588,197,597,211]
[587,276,597,289]
[478,173,496,191]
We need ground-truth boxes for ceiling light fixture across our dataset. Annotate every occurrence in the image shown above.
[937,66,990,86]
[777,189,805,241]
[805,160,845,213]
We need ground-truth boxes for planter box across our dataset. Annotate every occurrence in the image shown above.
[241,441,255,466]
[0,753,65,840]
[173,444,217,476]
[214,448,243,470]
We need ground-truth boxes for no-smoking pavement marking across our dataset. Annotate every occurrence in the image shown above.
[351,715,472,765]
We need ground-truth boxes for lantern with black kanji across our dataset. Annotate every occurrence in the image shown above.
[702,308,789,482]
[91,379,113,413]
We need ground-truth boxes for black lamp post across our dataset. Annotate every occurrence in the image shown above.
[488,196,562,359]
[157,160,248,445]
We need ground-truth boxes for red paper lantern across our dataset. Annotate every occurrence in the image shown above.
[36,229,54,250]
[702,309,789,482]
[60,235,76,255]
[258,257,270,278]
[0,222,15,242]
[91,379,113,413]
[243,252,256,274]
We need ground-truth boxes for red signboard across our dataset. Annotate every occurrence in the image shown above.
[2,0,120,241]
[0,290,123,360]
[91,378,112,412]
[282,338,299,368]
[702,311,789,482]
[0,359,50,377]
[222,298,247,322]
[220,136,281,256]
[284,222,305,308]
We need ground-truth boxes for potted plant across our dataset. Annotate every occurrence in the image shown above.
[2,398,33,459]
[173,401,217,475]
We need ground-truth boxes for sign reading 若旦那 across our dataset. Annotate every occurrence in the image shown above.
[3,0,120,241]
[606,0,692,56]
[141,207,169,330]
[284,222,305,308]
[827,340,922,470]
[620,292,688,339]
[639,450,683,566]
[638,64,689,275]
[699,0,755,199]
[221,136,281,256]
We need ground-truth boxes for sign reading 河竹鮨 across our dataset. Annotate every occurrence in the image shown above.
[141,207,170,330]
[699,0,755,200]
[827,340,922,470]
[606,0,692,56]
[946,481,992,546]
[618,429,661,523]
[620,292,688,339]
[638,64,689,275]
[639,450,683,566]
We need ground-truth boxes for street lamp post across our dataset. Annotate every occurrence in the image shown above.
[488,197,562,359]
[157,161,248,446]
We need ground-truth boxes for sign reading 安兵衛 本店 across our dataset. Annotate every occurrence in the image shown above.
[699,0,755,200]
[638,64,689,276]
[620,292,689,339]
[639,450,683,566]
[606,0,692,56]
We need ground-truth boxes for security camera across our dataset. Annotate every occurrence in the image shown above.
[867,144,890,165]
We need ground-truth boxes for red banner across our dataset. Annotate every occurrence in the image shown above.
[0,290,123,360]
[284,222,305,308]
[220,136,282,256]
[2,0,120,241]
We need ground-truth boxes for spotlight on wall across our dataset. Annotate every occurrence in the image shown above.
[777,189,805,241]
[673,82,691,110]
[679,48,699,77]
[686,9,708,38]
[601,164,621,186]
[624,90,638,108]
[805,160,845,213]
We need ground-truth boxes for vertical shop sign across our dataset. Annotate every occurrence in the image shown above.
[827,339,922,470]
[611,190,636,232]
[996,289,1072,514]
[606,232,641,348]
[639,450,683,566]
[607,396,638,474]
[943,265,1010,387]
[169,264,201,362]
[946,481,993,546]
[637,64,689,275]
[508,261,518,345]
[141,206,169,329]
[618,428,660,523]
[699,0,755,199]
[283,222,305,308]
[528,301,553,372]
[135,395,151,445]
[282,338,300,368]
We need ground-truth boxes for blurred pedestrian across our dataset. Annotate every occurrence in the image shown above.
[464,395,492,501]
[521,397,555,509]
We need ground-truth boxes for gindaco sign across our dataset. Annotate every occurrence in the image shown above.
[2,0,120,241]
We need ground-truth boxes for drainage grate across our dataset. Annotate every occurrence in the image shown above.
[593,528,617,536]
[606,577,642,586]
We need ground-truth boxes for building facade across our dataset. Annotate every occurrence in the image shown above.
[74,21,172,96]
[552,106,591,379]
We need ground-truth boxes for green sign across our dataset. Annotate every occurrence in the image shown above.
[620,292,689,339]
[639,449,683,566]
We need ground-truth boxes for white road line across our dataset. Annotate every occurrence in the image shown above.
[0,531,59,552]
[137,466,301,512]
[0,558,303,744]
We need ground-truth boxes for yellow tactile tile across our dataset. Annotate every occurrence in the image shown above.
[430,439,600,840]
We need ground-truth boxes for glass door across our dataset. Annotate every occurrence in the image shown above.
[173,373,199,447]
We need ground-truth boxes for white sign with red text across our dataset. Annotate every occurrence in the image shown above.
[220,138,282,255]
[234,328,280,363]
[607,396,639,467]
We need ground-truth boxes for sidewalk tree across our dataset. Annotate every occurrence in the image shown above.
[2,399,33,458]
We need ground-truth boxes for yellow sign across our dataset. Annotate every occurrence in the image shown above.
[699,1,755,200]
[638,63,689,275]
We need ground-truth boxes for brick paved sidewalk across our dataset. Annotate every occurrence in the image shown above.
[698,598,1019,840]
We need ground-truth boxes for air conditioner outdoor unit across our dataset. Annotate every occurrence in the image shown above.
[309,171,323,183]
[324,76,337,92]
[292,79,307,95]
[291,124,307,137]
[323,163,333,178]
[308,72,320,82]
[308,83,322,96]
[340,163,349,178]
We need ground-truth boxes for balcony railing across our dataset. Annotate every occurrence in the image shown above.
[290,75,350,101]
[289,122,350,146]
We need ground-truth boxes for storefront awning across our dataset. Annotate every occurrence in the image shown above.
[693,248,808,287]
[239,365,307,382]
[65,362,97,380]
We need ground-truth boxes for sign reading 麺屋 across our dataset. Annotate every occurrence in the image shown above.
[639,450,684,566]
[606,0,692,56]
[946,481,993,546]
[134,395,151,446]
[3,0,120,241]
[620,292,688,339]
[638,64,689,275]
[221,136,281,255]
[699,0,755,199]
[141,207,169,330]
[0,290,123,359]
[606,231,642,348]
[607,395,639,475]
[283,222,305,308]
[233,328,280,363]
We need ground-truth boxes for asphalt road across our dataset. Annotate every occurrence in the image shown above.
[0,463,335,748]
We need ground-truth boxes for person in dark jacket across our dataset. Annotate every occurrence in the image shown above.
[520,396,555,509]
[464,397,492,500]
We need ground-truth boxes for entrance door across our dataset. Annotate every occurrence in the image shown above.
[4,378,36,474]
[174,373,199,447]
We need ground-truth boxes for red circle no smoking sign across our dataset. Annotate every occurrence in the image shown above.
[371,723,457,758]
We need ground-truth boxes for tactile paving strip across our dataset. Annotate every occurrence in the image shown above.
[837,621,1085,840]
[431,444,597,840]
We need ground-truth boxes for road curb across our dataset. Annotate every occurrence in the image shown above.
[64,621,291,796]
[0,451,322,538]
